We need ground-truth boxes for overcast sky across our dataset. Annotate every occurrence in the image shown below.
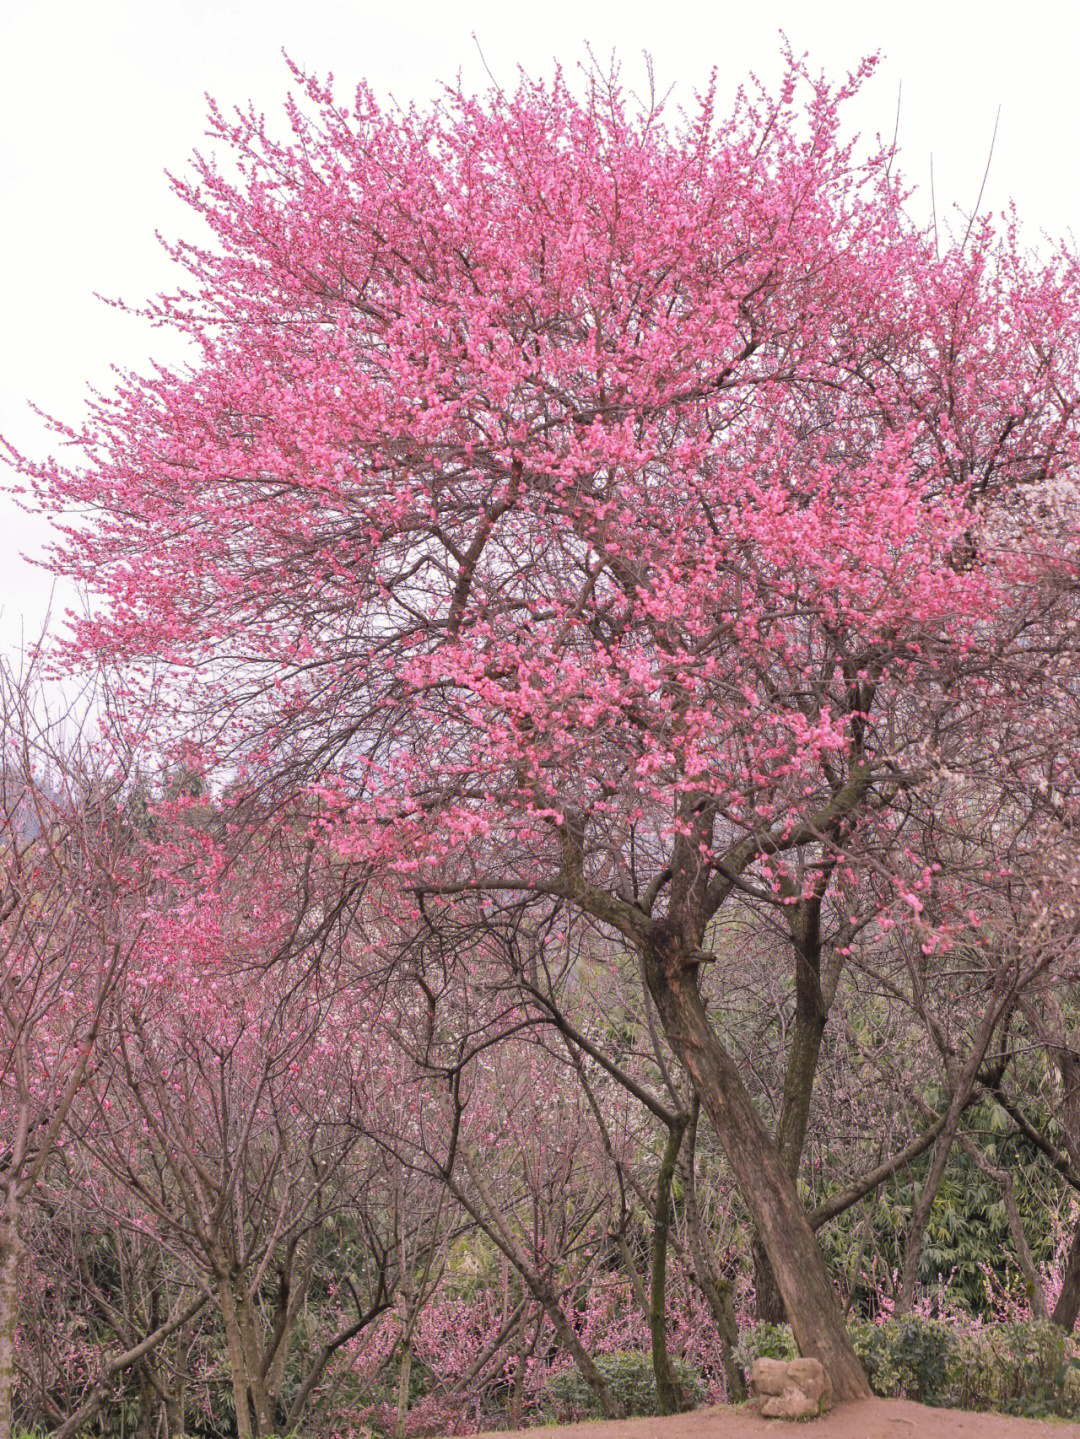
[2,0,1079,658]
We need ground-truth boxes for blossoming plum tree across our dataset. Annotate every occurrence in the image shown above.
[15,52,1080,1396]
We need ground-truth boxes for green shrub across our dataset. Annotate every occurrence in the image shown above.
[848,1319,903,1397]
[541,1351,706,1420]
[952,1321,1080,1418]
[737,1318,1080,1418]
[888,1318,955,1405]
[732,1321,798,1370]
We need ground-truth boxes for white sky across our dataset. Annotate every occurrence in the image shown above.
[2,0,1079,659]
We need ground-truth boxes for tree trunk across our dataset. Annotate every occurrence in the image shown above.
[509,1316,541,1429]
[0,1215,23,1439]
[217,1279,255,1439]
[1034,995,1080,1332]
[165,1380,187,1439]
[534,1277,623,1418]
[680,1101,745,1401]
[1053,1216,1080,1331]
[395,1334,412,1439]
[893,1145,953,1311]
[752,1236,787,1326]
[650,1120,685,1414]
[235,1288,273,1438]
[135,1363,155,1439]
[642,931,869,1401]
[755,894,830,1324]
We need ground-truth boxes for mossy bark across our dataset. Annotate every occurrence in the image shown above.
[649,1118,686,1414]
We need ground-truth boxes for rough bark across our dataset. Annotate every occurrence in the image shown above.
[1054,1220,1080,1331]
[137,1365,157,1439]
[642,924,870,1401]
[649,1119,686,1414]
[755,893,830,1323]
[236,1286,273,1437]
[165,1378,187,1439]
[217,1277,255,1439]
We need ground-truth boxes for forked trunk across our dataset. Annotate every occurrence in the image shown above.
[642,937,869,1402]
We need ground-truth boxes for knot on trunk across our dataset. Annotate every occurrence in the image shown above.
[646,918,702,985]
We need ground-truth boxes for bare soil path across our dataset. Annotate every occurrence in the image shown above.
[468,1400,1080,1439]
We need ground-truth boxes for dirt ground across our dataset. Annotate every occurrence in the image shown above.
[469,1399,1080,1439]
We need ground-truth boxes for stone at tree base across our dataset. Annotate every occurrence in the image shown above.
[750,1356,830,1419]
[785,1357,828,1404]
[761,1387,821,1419]
[750,1358,791,1396]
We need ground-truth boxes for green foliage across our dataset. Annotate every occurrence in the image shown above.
[814,1105,1067,1320]
[737,1318,1080,1418]
[441,1232,503,1301]
[848,1318,954,1405]
[846,1320,896,1395]
[731,1321,798,1369]
[541,1351,706,1420]
[952,1322,1080,1419]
